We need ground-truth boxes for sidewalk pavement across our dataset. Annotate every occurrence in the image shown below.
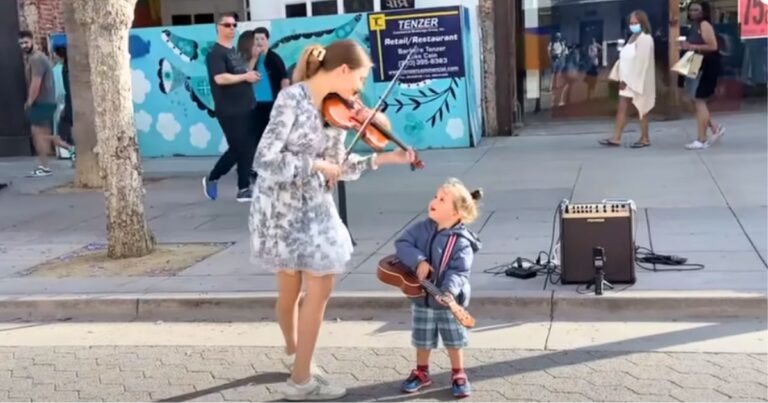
[0,111,765,321]
[0,321,766,401]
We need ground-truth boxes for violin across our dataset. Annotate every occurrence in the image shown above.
[322,93,424,170]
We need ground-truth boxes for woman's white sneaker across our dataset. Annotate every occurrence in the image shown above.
[279,375,347,401]
[708,125,726,146]
[282,352,321,375]
[685,140,709,150]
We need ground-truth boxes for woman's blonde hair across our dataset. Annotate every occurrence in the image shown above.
[292,39,373,83]
[441,178,483,224]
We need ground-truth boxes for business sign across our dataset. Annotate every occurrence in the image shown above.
[368,6,465,82]
[739,0,768,38]
[381,0,415,10]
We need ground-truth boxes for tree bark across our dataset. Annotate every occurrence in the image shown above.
[73,0,155,259]
[63,0,103,189]
[478,0,498,137]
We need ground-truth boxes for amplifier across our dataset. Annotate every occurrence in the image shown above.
[559,200,636,284]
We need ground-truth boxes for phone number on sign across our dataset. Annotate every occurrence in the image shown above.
[397,57,449,67]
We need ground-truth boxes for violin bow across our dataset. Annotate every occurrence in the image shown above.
[344,46,419,159]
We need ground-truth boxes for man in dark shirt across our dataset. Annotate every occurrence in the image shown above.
[20,31,75,177]
[202,13,259,203]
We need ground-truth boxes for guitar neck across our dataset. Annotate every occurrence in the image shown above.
[420,280,444,298]
[420,279,474,328]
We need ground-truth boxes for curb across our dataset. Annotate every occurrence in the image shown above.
[0,290,764,322]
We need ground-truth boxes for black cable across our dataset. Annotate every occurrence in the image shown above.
[575,284,593,294]
[481,204,563,287]
[634,245,705,271]
[541,204,562,289]
[480,204,707,290]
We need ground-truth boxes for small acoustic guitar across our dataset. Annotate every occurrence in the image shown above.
[376,254,476,328]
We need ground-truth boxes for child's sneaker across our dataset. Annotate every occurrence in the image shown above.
[452,372,471,398]
[401,369,432,393]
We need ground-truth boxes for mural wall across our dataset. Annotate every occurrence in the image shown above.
[126,7,479,157]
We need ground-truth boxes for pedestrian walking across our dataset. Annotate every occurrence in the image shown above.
[235,27,289,185]
[19,31,75,176]
[202,13,259,202]
[681,1,726,150]
[599,10,656,148]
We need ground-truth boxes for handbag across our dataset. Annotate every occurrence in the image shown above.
[671,51,703,78]
[608,61,620,82]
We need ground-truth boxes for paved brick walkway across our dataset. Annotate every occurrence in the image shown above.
[0,346,765,402]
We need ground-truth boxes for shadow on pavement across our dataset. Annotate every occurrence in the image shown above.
[157,372,286,402]
[343,320,767,401]
[156,320,765,402]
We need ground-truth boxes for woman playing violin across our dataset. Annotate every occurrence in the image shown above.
[249,39,416,401]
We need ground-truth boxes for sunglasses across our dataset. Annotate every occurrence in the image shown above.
[219,22,237,28]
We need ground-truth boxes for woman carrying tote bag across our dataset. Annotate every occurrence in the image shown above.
[599,10,656,148]
[680,1,725,150]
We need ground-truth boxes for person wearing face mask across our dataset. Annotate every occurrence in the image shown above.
[680,1,725,150]
[599,11,656,148]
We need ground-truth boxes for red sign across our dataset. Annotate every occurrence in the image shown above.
[739,0,768,39]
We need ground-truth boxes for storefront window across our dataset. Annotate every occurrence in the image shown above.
[345,0,375,13]
[381,0,415,10]
[519,0,766,121]
[286,3,309,18]
[312,0,339,15]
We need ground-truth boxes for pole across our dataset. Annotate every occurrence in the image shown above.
[337,181,355,246]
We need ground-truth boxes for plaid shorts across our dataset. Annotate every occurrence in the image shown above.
[411,304,468,349]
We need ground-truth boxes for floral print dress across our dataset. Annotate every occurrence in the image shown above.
[249,82,376,275]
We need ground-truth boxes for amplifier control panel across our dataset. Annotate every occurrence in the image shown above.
[562,203,632,218]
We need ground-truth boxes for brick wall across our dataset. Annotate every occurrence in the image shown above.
[17,0,64,54]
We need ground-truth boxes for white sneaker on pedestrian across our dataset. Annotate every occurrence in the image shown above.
[282,352,322,375]
[28,166,52,177]
[279,375,347,401]
[685,140,709,150]
[708,125,726,146]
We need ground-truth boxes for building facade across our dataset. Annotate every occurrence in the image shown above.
[11,0,766,157]
[17,0,65,54]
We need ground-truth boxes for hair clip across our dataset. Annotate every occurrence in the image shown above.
[311,47,326,62]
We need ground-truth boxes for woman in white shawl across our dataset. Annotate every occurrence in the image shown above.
[599,10,656,148]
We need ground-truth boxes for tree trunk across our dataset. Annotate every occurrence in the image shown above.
[63,0,102,188]
[73,0,154,259]
[478,0,498,137]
